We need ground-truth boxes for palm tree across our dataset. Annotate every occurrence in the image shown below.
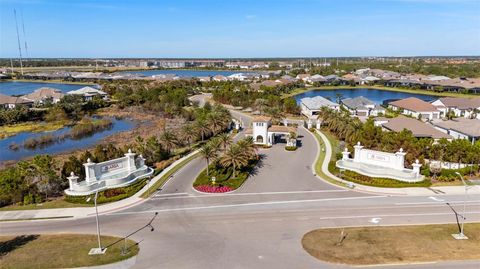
[195,118,211,141]
[206,110,224,135]
[200,143,218,176]
[220,144,249,178]
[159,130,178,154]
[181,124,198,148]
[217,133,233,152]
[236,137,257,159]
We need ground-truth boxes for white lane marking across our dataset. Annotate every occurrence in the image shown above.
[110,195,386,215]
[151,189,349,200]
[429,196,445,202]
[369,217,382,224]
[153,192,189,197]
[395,200,480,205]
[316,211,480,221]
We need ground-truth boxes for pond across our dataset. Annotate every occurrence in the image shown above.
[294,88,440,105]
[120,69,256,77]
[0,118,134,163]
[0,81,95,95]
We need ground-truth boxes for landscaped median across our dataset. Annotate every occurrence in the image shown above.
[302,224,480,265]
[0,234,138,269]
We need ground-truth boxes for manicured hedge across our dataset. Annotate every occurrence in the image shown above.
[330,161,431,188]
[65,178,148,205]
[285,146,297,151]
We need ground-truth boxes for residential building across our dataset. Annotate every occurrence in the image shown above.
[376,116,452,141]
[212,75,228,82]
[341,96,385,116]
[22,87,65,104]
[388,97,440,120]
[300,96,340,118]
[0,93,34,109]
[431,97,480,119]
[67,86,108,101]
[244,116,296,146]
[431,118,480,144]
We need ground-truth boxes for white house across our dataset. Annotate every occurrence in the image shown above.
[0,93,34,109]
[212,75,228,82]
[22,87,65,104]
[388,97,440,120]
[245,116,297,147]
[67,86,108,101]
[431,97,480,119]
[431,118,480,144]
[341,96,385,117]
[228,73,248,81]
[300,96,340,118]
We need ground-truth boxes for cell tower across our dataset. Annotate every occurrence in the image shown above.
[14,9,24,75]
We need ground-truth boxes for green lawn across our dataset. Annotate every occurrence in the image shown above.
[312,130,347,188]
[302,223,480,265]
[0,199,92,211]
[283,85,479,99]
[193,159,258,191]
[0,234,138,269]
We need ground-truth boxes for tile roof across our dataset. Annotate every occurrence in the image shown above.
[0,93,33,105]
[301,96,339,110]
[381,116,452,139]
[434,97,480,110]
[341,96,375,110]
[431,118,480,137]
[389,97,438,112]
[268,125,296,133]
[67,86,107,96]
[252,115,271,122]
[22,87,64,102]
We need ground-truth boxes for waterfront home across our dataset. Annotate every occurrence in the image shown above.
[376,116,452,141]
[431,118,480,144]
[0,93,34,109]
[228,73,248,81]
[431,97,480,119]
[197,76,211,82]
[67,86,108,101]
[22,87,65,104]
[388,97,440,120]
[341,96,385,117]
[244,116,296,146]
[212,75,228,82]
[296,74,311,82]
[306,74,326,84]
[300,96,340,118]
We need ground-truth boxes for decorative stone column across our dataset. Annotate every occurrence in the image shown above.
[84,158,97,183]
[412,159,422,177]
[67,172,79,191]
[353,142,363,162]
[394,148,407,170]
[137,154,145,168]
[316,119,321,130]
[125,149,136,172]
[342,148,350,160]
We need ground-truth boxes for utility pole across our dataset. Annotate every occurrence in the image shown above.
[13,9,24,75]
[10,58,14,74]
[21,10,29,58]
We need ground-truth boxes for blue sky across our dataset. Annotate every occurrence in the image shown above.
[0,0,479,58]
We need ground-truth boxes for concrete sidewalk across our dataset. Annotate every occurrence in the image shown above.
[0,150,200,222]
[314,129,480,196]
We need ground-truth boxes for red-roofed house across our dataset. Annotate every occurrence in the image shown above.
[388,97,440,120]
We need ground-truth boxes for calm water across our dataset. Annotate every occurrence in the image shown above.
[120,69,255,77]
[0,118,134,162]
[0,81,93,95]
[294,88,439,105]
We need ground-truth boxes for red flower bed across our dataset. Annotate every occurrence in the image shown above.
[194,185,233,193]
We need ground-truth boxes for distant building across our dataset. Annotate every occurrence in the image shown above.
[212,75,228,82]
[388,97,440,120]
[67,86,108,101]
[341,96,385,117]
[22,87,65,104]
[376,116,452,141]
[431,118,480,144]
[431,97,480,119]
[300,96,340,118]
[0,93,34,109]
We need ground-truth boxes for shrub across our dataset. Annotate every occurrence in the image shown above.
[194,185,233,193]
[285,146,297,151]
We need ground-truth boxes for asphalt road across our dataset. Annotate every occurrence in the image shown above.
[1,96,479,269]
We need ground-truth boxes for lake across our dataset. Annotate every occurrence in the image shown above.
[0,81,93,95]
[294,88,440,105]
[0,118,134,163]
[120,69,255,77]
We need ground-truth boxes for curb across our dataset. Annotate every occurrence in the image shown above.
[71,255,137,269]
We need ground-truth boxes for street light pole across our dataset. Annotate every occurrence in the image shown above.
[88,190,107,255]
[452,172,469,240]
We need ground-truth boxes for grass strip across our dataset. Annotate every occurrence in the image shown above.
[0,234,138,269]
[0,216,73,222]
[302,223,480,265]
[140,152,200,198]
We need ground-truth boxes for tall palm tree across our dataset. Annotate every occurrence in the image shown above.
[181,124,198,148]
[217,133,233,152]
[159,130,178,154]
[236,137,257,159]
[206,110,224,135]
[200,143,218,176]
[220,144,249,178]
[195,118,212,141]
